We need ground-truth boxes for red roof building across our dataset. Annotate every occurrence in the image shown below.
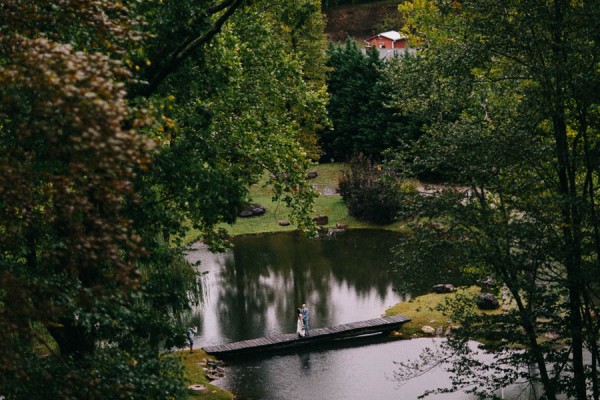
[364,30,408,49]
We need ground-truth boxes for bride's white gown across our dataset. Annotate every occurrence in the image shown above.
[296,316,305,337]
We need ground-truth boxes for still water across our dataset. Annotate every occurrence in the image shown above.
[186,230,537,400]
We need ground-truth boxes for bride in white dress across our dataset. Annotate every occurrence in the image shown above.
[296,308,305,337]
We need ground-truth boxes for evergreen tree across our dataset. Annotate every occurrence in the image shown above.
[324,39,420,162]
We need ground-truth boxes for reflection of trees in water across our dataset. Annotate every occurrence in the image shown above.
[391,237,471,297]
[321,231,403,298]
[216,253,273,342]
[214,230,406,339]
[216,232,333,339]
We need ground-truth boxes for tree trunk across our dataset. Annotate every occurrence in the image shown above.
[553,81,588,400]
[549,0,588,397]
[510,286,558,400]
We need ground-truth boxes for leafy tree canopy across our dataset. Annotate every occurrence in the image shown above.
[389,0,600,399]
[0,0,328,398]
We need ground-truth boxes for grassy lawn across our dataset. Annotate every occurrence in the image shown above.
[385,286,502,338]
[212,162,408,237]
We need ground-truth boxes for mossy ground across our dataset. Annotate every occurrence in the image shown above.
[175,350,234,400]
[385,286,502,338]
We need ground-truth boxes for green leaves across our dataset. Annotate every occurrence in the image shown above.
[390,0,600,398]
[1,0,330,397]
[324,40,422,162]
[137,0,327,242]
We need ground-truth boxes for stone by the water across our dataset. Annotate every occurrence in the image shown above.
[313,215,328,225]
[188,384,208,394]
[476,292,500,310]
[421,325,435,335]
[432,284,454,293]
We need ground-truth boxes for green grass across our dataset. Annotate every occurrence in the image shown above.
[175,350,234,400]
[213,162,409,237]
[385,286,502,338]
[309,162,345,184]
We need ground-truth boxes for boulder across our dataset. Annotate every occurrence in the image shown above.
[479,275,495,290]
[327,228,345,237]
[476,292,500,310]
[312,215,328,225]
[252,206,266,216]
[421,325,435,335]
[306,170,318,179]
[443,325,461,336]
[188,384,208,394]
[278,219,291,226]
[335,222,348,230]
[239,204,266,218]
[432,284,455,293]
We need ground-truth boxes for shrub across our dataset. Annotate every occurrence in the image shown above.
[338,155,417,224]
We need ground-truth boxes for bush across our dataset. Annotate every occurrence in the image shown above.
[338,155,417,224]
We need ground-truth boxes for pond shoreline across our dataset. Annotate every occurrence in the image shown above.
[183,287,470,399]
[186,284,492,399]
[185,225,481,399]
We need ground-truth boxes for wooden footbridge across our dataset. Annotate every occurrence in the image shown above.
[202,314,410,358]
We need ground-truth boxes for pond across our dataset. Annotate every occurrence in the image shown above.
[186,230,538,399]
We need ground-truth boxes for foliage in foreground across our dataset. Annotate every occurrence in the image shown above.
[0,0,328,398]
[387,0,600,399]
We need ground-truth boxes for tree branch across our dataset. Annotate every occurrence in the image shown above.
[208,0,237,14]
[138,0,245,97]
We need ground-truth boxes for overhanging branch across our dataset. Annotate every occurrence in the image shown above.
[138,0,245,97]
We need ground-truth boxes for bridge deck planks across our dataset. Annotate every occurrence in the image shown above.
[202,314,410,357]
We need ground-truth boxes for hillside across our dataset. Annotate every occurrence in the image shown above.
[324,1,403,43]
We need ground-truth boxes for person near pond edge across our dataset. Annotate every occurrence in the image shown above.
[296,308,305,337]
[301,303,309,336]
[187,325,198,353]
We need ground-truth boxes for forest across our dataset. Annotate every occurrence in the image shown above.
[1,0,600,399]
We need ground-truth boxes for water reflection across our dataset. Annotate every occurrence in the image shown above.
[217,338,541,400]
[185,230,531,399]
[187,230,414,345]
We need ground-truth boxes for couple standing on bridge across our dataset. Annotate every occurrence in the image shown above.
[296,303,309,337]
